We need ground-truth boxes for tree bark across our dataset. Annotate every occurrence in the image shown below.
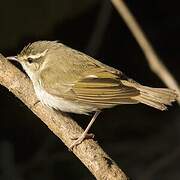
[0,54,128,180]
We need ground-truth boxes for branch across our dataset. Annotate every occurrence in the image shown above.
[86,0,112,56]
[0,54,128,180]
[111,0,180,104]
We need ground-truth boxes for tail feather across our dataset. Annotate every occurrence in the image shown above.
[132,85,177,110]
[121,80,178,110]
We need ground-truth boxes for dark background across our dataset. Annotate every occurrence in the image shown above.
[0,0,180,179]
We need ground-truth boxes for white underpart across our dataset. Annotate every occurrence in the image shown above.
[21,62,96,114]
[34,82,96,114]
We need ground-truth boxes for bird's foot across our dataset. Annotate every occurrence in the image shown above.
[69,133,94,151]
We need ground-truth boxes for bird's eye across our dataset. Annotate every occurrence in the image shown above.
[27,58,33,64]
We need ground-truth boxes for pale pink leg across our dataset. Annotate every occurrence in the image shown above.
[69,111,101,150]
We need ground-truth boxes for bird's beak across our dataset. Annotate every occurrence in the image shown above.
[6,56,19,61]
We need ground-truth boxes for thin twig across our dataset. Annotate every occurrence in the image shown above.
[0,54,128,180]
[111,0,180,104]
[86,0,112,56]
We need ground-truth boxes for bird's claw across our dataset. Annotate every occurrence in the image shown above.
[69,133,94,151]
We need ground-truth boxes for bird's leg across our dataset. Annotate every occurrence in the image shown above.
[69,111,101,150]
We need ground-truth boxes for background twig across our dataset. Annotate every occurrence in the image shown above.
[111,0,180,104]
[0,54,128,180]
[86,0,112,56]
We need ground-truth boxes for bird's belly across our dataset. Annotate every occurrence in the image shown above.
[34,85,96,114]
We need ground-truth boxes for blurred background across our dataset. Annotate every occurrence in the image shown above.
[0,0,180,179]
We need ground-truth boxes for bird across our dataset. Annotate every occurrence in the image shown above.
[7,41,178,149]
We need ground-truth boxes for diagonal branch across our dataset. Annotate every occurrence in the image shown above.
[111,0,180,104]
[0,54,128,180]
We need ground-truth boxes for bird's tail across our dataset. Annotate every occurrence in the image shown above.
[122,80,178,110]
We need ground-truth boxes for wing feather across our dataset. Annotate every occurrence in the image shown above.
[72,77,139,108]
[39,46,140,109]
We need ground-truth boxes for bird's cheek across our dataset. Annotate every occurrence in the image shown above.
[32,63,40,71]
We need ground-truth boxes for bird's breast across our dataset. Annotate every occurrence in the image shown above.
[33,82,97,114]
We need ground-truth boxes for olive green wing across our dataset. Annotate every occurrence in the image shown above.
[40,66,140,109]
[39,45,140,109]
[71,70,140,109]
